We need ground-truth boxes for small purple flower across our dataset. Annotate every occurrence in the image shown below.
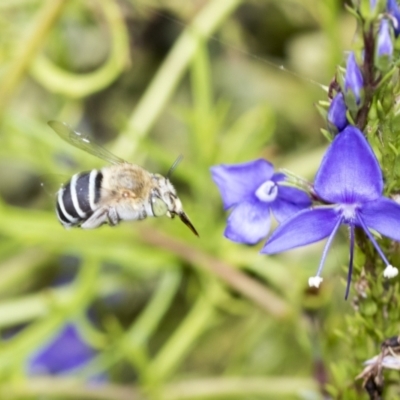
[28,324,97,376]
[327,93,348,132]
[371,0,377,10]
[387,0,400,36]
[344,52,364,106]
[262,126,400,298]
[211,159,312,245]
[376,19,393,59]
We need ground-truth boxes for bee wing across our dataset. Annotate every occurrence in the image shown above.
[48,121,125,165]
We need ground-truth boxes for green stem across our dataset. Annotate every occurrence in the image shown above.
[0,376,318,400]
[112,0,243,159]
[0,0,67,113]
[30,0,130,98]
[144,283,220,385]
[139,227,290,318]
[163,377,319,399]
[123,271,181,347]
[0,247,51,297]
[80,270,182,377]
[0,287,70,329]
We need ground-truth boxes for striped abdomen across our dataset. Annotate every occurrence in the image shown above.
[56,170,103,228]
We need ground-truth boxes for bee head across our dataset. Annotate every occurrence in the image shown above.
[150,176,198,237]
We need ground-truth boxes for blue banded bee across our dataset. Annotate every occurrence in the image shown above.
[48,121,198,236]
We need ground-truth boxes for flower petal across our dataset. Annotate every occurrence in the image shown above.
[314,126,383,204]
[387,0,400,37]
[271,172,286,183]
[270,186,311,223]
[261,207,339,254]
[359,197,400,241]
[211,159,274,209]
[225,200,271,244]
[28,324,96,375]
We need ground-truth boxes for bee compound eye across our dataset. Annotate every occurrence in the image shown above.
[151,197,168,217]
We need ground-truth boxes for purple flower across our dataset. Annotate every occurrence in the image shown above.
[371,0,377,10]
[28,324,97,376]
[387,0,400,36]
[211,159,312,245]
[376,19,393,59]
[262,126,400,298]
[327,93,348,132]
[344,52,364,106]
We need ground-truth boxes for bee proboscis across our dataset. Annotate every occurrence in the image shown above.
[48,121,198,236]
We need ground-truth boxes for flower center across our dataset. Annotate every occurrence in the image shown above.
[338,203,359,222]
[255,180,278,203]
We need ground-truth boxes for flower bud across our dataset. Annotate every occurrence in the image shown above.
[327,93,348,133]
[344,52,364,110]
[376,19,393,70]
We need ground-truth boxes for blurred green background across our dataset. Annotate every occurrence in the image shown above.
[0,0,362,399]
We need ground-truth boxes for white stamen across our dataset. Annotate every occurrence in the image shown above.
[255,180,278,203]
[339,203,358,221]
[383,265,398,279]
[308,276,323,288]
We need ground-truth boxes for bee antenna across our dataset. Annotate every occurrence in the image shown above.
[167,154,184,179]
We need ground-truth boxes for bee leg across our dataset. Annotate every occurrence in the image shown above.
[107,207,120,226]
[80,207,109,229]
